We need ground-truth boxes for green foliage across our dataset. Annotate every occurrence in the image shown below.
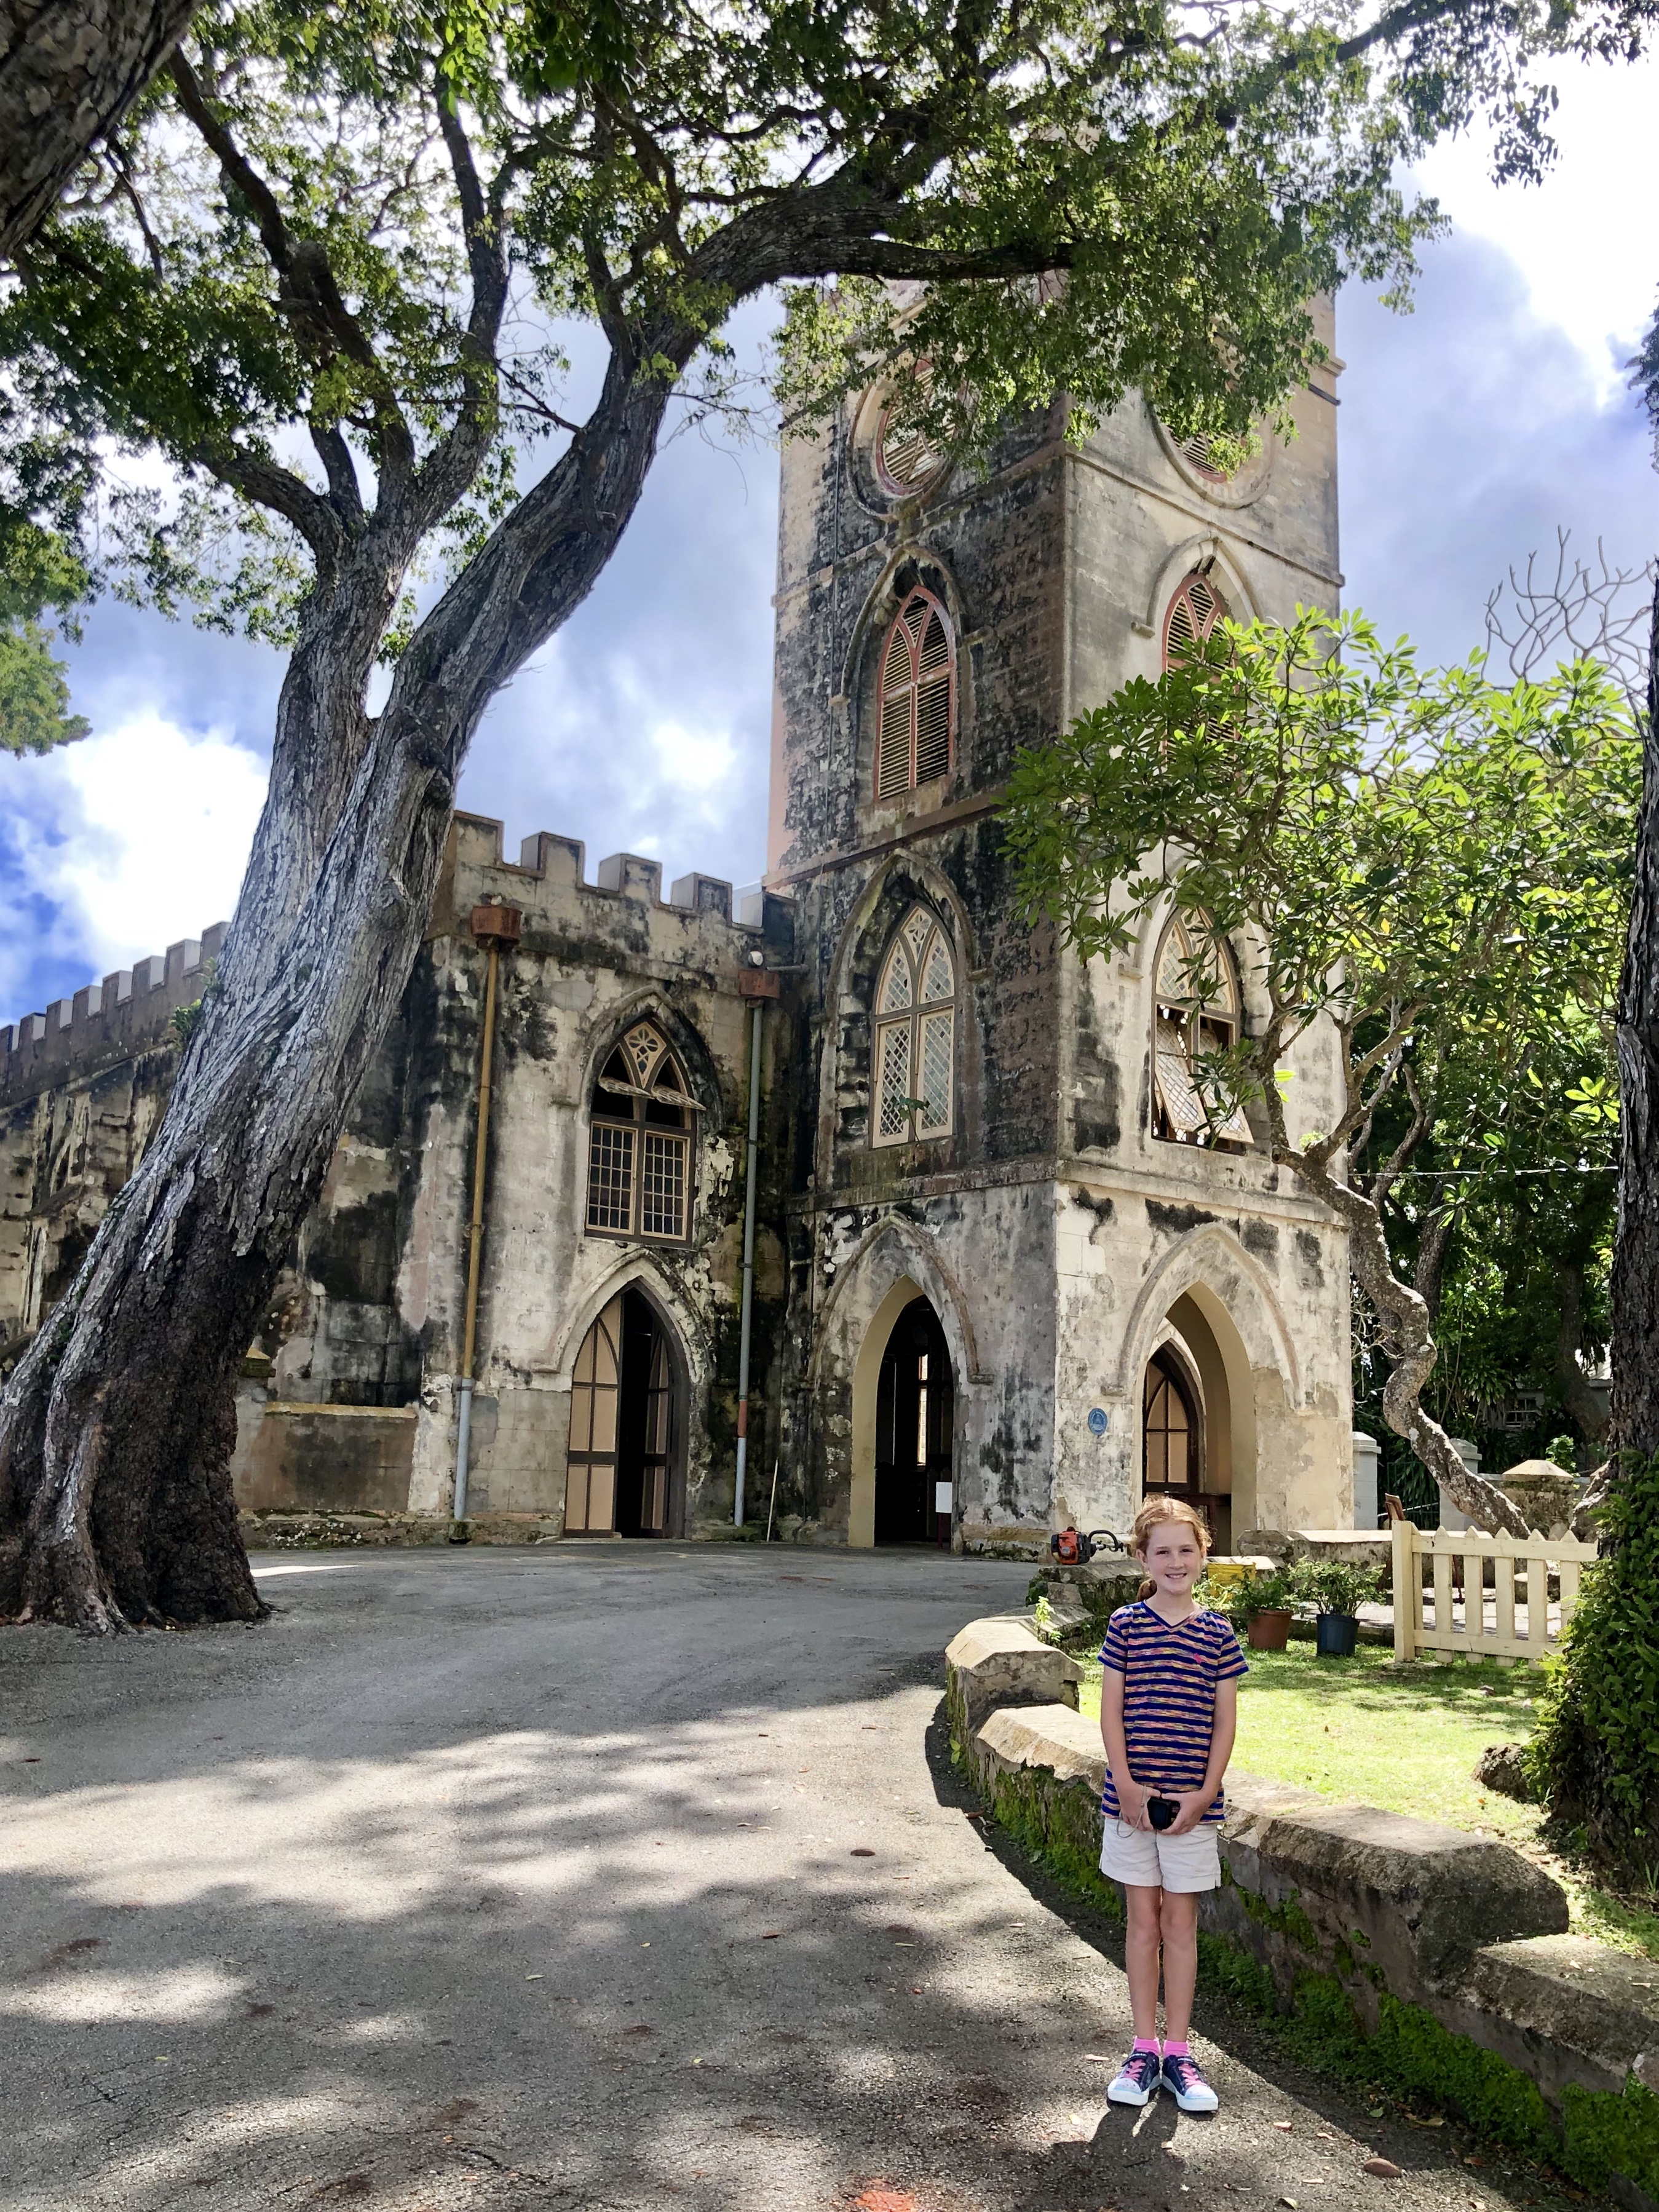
[1289,1557,1385,1618]
[1526,1452,1659,1875]
[0,0,1457,676]
[1200,1566,1294,1630]
[0,619,89,755]
[0,514,92,755]
[170,960,219,1046]
[1005,608,1636,1491]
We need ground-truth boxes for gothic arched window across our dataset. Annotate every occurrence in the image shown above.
[585,1021,696,1240]
[876,589,955,800]
[873,906,957,1146]
[1163,570,1229,668]
[1151,914,1252,1148]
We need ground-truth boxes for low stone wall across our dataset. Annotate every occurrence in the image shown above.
[945,1617,1659,2209]
[241,1510,564,1549]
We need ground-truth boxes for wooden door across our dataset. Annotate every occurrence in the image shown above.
[567,1295,623,1531]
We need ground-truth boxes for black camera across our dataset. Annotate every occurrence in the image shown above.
[1146,1796,1178,1831]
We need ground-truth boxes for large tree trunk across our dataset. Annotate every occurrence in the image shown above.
[0,354,675,1630]
[0,0,199,260]
[1610,579,1659,1459]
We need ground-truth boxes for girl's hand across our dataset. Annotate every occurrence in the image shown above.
[1166,1790,1213,1836]
[1116,1779,1152,1830]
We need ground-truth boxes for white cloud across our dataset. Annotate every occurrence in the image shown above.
[0,715,266,1015]
[1415,53,1659,398]
[651,721,738,791]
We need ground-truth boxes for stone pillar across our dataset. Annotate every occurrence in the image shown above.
[1439,1438,1479,1532]
[1351,1430,1380,1531]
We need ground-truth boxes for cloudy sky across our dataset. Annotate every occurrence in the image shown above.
[2,54,1656,1030]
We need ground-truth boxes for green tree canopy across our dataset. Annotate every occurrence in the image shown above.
[1004,608,1637,1530]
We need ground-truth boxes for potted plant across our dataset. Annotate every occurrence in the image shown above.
[1206,1567,1296,1651]
[1291,1558,1385,1657]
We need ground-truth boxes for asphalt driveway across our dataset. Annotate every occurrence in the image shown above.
[1,1545,1570,2211]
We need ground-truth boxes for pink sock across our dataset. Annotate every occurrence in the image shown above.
[1131,2037,1160,2054]
[1163,2040,1190,2058]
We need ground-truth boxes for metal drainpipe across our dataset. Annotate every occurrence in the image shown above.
[453,901,521,1524]
[733,980,769,1526]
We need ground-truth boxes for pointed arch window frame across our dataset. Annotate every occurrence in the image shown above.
[874,586,957,802]
[872,905,958,1148]
[585,1020,702,1243]
[1150,913,1253,1150]
[1162,569,1230,670]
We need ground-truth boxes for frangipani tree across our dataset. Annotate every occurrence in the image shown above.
[1003,608,1637,1533]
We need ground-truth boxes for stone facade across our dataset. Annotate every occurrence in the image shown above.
[0,318,1355,1548]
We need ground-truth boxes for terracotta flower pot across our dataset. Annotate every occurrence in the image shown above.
[1246,1608,1293,1651]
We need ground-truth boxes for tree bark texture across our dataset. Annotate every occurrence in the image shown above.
[0,0,198,260]
[1610,580,1659,1459]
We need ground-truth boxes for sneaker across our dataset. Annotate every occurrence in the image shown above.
[1105,2047,1163,2106]
[1160,2052,1219,2114]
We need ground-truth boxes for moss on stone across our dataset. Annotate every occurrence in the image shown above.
[970,1737,1659,2202]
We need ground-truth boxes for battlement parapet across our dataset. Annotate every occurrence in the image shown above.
[2,815,795,1112]
[441,814,795,956]
[1,922,227,1109]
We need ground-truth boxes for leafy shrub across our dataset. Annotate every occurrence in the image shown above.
[1524,1451,1659,1876]
[1200,1566,1295,1631]
[1289,1558,1385,1618]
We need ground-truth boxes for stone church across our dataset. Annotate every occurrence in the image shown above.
[0,306,1354,1553]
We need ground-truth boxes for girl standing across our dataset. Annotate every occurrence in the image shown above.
[1098,1494,1246,2114]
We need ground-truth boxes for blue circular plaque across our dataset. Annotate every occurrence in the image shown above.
[1087,1407,1109,1437]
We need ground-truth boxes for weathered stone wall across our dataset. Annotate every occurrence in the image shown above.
[0,818,793,1537]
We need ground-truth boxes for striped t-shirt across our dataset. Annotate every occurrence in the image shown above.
[1100,1601,1248,1826]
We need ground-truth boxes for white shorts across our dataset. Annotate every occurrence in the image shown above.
[1099,1814,1222,1893]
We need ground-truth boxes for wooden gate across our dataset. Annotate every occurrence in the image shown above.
[1391,1520,1598,1664]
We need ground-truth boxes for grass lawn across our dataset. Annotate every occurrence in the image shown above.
[1076,1639,1659,1958]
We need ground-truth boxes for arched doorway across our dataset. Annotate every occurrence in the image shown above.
[874,1295,954,1543]
[566,1286,682,1536]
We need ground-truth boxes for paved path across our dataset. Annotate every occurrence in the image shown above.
[1,1547,1570,2212]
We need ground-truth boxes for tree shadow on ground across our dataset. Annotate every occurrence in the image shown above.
[0,1547,1574,2212]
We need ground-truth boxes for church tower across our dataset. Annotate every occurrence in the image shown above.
[767,303,1355,1552]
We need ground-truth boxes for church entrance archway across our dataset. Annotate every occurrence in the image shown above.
[566,1285,683,1537]
[873,1294,954,1544]
[1139,1290,1245,1551]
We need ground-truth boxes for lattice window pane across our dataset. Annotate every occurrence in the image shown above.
[1153,1018,1207,1136]
[586,1122,635,1230]
[917,1009,953,1134]
[901,908,932,967]
[876,1019,913,1142]
[641,1130,687,1238]
[1157,922,1193,1001]
[878,945,913,1013]
[921,934,953,1004]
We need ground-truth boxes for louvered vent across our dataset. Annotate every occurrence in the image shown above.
[1163,571,1227,669]
[875,588,956,798]
[914,608,952,782]
[1178,431,1230,483]
[877,367,944,495]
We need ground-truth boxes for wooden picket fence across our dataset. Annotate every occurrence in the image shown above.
[1391,1520,1599,1665]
